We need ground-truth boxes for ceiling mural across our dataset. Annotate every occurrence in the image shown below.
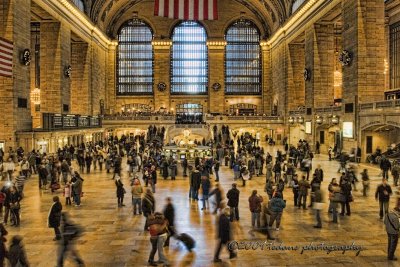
[86,0,296,38]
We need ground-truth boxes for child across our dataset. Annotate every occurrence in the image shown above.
[64,182,71,205]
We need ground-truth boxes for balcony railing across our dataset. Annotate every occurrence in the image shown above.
[103,114,283,123]
[42,113,101,131]
[359,100,400,111]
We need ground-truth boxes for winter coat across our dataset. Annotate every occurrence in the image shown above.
[163,203,175,227]
[218,214,231,243]
[201,178,211,195]
[142,193,155,215]
[269,197,286,213]
[375,184,392,202]
[48,201,62,228]
[72,178,83,195]
[116,180,125,198]
[248,194,263,213]
[191,170,201,190]
[226,188,240,207]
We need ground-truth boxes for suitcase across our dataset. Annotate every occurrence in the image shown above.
[176,233,195,251]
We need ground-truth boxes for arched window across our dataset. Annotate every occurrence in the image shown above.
[291,0,306,14]
[117,19,154,95]
[225,19,261,95]
[171,21,208,94]
[71,0,85,12]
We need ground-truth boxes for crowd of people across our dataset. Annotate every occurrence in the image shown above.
[1,126,400,265]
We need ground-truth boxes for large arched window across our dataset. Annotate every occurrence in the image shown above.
[171,21,208,94]
[71,0,85,12]
[117,19,153,95]
[225,19,261,95]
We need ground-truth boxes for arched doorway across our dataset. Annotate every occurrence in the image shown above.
[176,103,203,124]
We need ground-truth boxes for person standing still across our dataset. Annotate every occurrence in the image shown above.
[376,179,393,220]
[226,183,240,221]
[48,196,62,241]
[248,190,263,229]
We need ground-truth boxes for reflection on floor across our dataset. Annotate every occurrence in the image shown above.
[4,145,396,267]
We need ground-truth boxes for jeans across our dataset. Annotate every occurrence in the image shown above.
[380,201,389,219]
[202,194,209,209]
[132,198,142,214]
[157,233,169,264]
[331,201,338,223]
[229,206,239,221]
[54,227,61,239]
[215,171,219,181]
[251,212,261,228]
[147,237,158,262]
[191,188,199,200]
[388,233,399,260]
[74,193,81,206]
[383,169,389,179]
[269,212,282,228]
[298,194,307,208]
[315,210,321,227]
[340,200,351,215]
[62,172,68,184]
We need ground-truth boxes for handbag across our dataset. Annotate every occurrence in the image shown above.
[348,194,354,202]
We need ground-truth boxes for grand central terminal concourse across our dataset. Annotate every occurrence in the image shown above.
[1,0,400,266]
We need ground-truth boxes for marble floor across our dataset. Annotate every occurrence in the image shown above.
[4,145,400,267]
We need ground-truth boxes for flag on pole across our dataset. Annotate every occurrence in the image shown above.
[0,37,13,78]
[154,0,218,20]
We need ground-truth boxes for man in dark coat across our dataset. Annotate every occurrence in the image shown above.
[226,183,240,221]
[376,178,393,219]
[380,156,392,180]
[163,197,175,247]
[48,196,62,241]
[190,168,201,201]
[214,208,236,262]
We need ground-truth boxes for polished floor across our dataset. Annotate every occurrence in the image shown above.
[4,144,399,267]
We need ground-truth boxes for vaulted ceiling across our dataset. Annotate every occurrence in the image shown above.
[83,0,296,38]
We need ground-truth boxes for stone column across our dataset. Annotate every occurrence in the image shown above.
[0,0,31,148]
[90,43,107,115]
[106,44,117,114]
[152,40,171,111]
[305,24,335,109]
[207,40,225,114]
[261,43,272,114]
[40,22,71,114]
[287,43,305,111]
[342,0,385,103]
[71,42,90,115]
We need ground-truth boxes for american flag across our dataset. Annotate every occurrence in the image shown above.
[0,37,13,78]
[154,0,218,20]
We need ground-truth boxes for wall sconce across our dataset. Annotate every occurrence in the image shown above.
[315,115,323,124]
[331,115,339,124]
[288,117,295,124]
[64,65,72,78]
[297,116,304,123]
[20,49,31,66]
